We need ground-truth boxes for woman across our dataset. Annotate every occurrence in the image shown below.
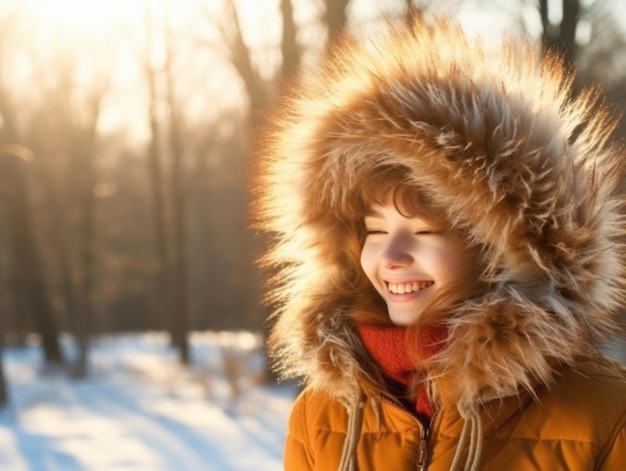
[251,14,626,470]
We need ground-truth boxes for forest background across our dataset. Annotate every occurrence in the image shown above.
[0,0,625,403]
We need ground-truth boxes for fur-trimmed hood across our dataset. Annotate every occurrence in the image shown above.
[251,16,626,413]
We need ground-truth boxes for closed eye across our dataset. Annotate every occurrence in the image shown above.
[415,226,445,236]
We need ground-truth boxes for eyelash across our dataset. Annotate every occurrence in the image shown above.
[365,230,435,236]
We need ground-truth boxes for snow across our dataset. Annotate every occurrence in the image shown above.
[0,332,297,471]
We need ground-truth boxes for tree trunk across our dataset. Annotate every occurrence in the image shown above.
[280,0,299,80]
[0,216,9,408]
[0,346,7,408]
[324,0,350,44]
[69,92,102,379]
[224,0,268,125]
[540,0,580,68]
[0,148,64,366]
[72,149,96,378]
[143,19,172,334]
[165,35,190,366]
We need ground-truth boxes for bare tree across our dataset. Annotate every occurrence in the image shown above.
[70,84,107,378]
[280,0,300,80]
[194,1,274,335]
[324,0,351,42]
[22,46,110,378]
[0,204,8,407]
[141,12,172,336]
[164,24,191,365]
[539,0,580,66]
[0,326,7,407]
[217,0,270,125]
[0,146,64,366]
[566,1,626,138]
[0,9,66,368]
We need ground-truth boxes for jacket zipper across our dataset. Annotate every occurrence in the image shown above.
[379,395,438,471]
[416,409,438,471]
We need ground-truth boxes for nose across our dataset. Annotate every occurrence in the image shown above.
[381,233,414,268]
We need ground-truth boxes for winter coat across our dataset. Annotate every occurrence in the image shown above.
[251,14,626,471]
[285,357,626,470]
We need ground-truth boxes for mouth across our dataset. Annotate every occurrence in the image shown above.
[386,280,434,294]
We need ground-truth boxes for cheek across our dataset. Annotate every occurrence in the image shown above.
[419,243,462,279]
[360,244,376,283]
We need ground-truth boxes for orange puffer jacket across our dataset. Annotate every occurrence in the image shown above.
[285,357,626,470]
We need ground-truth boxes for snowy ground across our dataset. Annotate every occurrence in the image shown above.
[0,332,297,471]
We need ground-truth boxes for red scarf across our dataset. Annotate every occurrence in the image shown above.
[356,323,447,421]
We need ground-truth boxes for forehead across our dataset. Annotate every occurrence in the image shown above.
[364,204,400,218]
[364,203,441,226]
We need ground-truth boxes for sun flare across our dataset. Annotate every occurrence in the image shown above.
[21,0,149,32]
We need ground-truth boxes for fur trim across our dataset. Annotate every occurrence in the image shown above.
[251,16,626,408]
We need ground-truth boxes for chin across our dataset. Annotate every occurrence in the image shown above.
[387,310,420,326]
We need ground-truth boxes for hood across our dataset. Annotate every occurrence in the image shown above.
[251,16,626,412]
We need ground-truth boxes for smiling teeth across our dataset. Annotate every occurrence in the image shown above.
[388,281,434,294]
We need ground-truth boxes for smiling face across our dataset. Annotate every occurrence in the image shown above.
[360,203,475,326]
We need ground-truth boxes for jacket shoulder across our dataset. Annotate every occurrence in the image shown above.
[288,387,350,435]
[560,356,626,408]
[284,388,349,471]
[527,356,626,446]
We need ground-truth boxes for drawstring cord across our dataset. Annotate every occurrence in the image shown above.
[338,394,366,471]
[338,395,484,471]
[449,413,484,471]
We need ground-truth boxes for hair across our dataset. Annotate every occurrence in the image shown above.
[337,161,490,358]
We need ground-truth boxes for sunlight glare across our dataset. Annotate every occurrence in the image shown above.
[22,0,149,34]
[17,0,221,40]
